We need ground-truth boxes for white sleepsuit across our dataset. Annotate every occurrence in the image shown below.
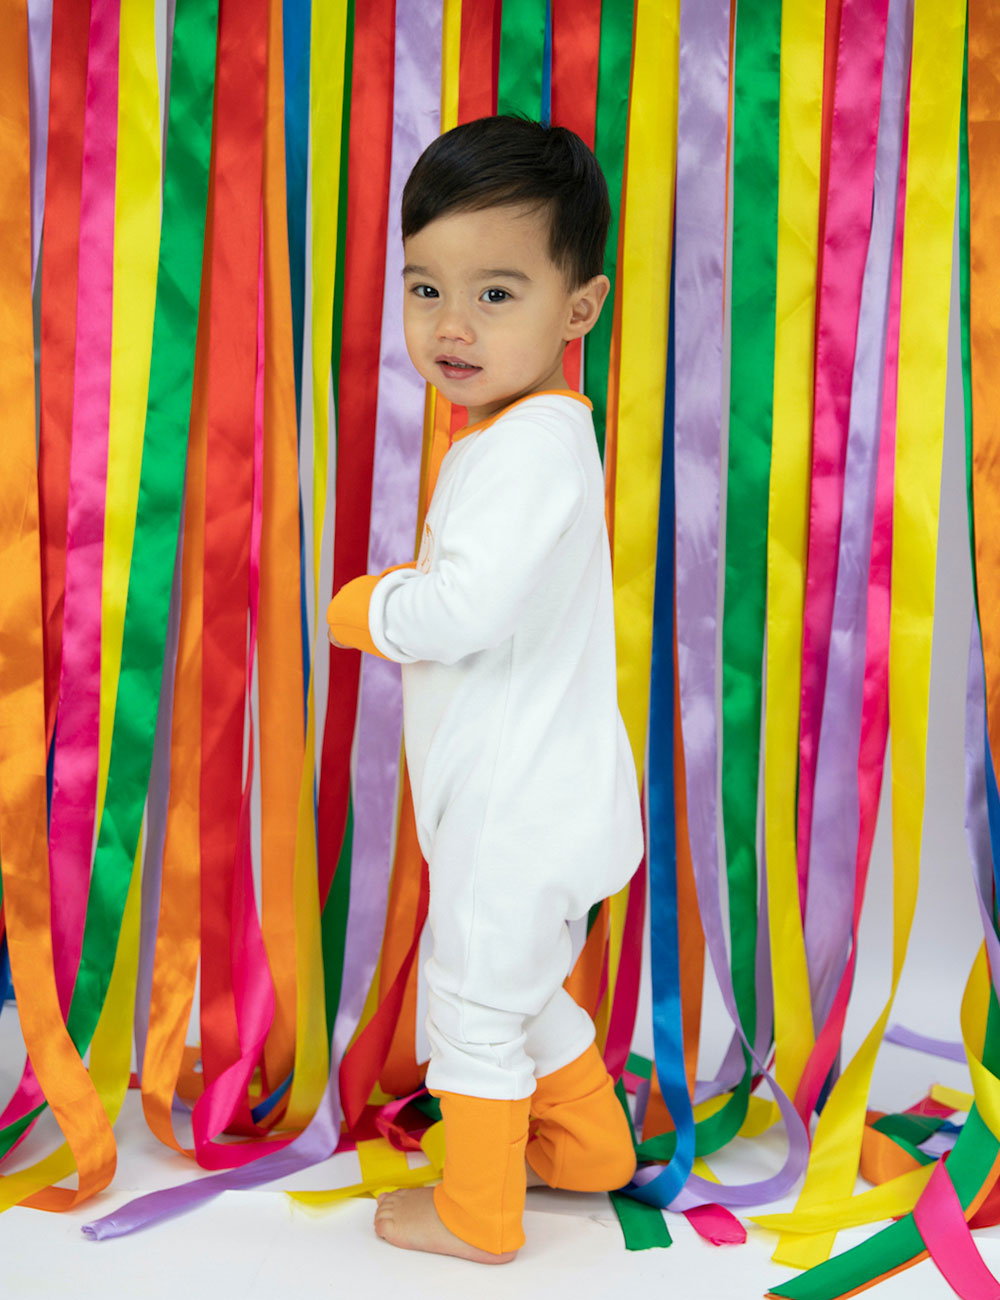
[338,390,643,1102]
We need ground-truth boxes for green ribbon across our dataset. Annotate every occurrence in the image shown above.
[716,0,783,1144]
[584,2,633,460]
[320,0,356,1042]
[497,0,547,118]
[611,1078,674,1249]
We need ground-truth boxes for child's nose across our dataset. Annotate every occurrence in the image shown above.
[435,303,474,342]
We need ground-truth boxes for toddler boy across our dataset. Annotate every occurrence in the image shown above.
[327,115,643,1264]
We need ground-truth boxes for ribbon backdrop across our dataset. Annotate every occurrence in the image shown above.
[1,0,997,1294]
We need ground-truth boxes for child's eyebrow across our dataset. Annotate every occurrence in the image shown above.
[474,268,531,282]
[402,264,430,277]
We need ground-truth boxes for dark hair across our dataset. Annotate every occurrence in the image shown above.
[401,116,611,287]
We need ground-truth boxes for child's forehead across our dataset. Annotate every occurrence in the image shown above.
[402,202,559,276]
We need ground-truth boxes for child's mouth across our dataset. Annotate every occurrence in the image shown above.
[437,356,481,381]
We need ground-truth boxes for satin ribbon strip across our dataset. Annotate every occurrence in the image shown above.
[197,0,268,1141]
[913,1157,1000,1300]
[315,0,395,907]
[796,0,888,924]
[337,0,440,1118]
[721,0,782,1066]
[38,0,91,748]
[761,0,824,1134]
[47,0,120,1027]
[27,0,52,286]
[793,0,910,1127]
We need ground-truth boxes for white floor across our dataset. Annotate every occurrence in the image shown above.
[0,995,996,1300]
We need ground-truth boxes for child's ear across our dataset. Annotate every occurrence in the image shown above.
[566,274,611,339]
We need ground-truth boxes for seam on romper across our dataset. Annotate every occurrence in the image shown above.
[456,634,515,1060]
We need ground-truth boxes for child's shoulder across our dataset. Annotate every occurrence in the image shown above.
[466,392,599,500]
[477,390,594,454]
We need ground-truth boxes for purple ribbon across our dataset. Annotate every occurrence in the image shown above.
[351,0,441,1005]
[884,1024,966,1065]
[669,0,808,1210]
[27,0,53,289]
[963,620,1000,1005]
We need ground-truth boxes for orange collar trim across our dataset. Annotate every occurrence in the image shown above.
[449,389,594,445]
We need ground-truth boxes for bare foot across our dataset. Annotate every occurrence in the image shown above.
[374,1187,517,1264]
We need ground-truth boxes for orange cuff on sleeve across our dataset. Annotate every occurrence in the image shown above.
[326,563,416,659]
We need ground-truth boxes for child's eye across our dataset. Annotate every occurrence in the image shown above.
[411,284,438,299]
[481,288,510,304]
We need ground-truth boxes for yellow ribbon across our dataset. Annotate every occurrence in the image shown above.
[97,0,161,820]
[288,1122,445,1210]
[604,0,680,1027]
[309,0,350,601]
[442,0,461,132]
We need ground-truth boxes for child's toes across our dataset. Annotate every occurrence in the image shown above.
[373,1193,396,1238]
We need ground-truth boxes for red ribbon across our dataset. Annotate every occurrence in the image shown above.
[459,0,499,123]
[198,0,269,1138]
[317,0,397,900]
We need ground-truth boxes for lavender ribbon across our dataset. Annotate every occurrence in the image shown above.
[963,619,1000,1006]
[668,0,809,1210]
[27,0,52,289]
[83,1,441,1237]
[803,0,911,1029]
[351,0,441,977]
[884,1024,966,1065]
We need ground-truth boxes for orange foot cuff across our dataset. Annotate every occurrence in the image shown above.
[526,1042,637,1192]
[432,1092,531,1255]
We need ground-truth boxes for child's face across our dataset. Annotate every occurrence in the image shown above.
[402,204,607,425]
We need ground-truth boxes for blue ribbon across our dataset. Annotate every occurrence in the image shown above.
[623,234,696,1207]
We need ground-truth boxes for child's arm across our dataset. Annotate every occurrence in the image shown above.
[351,423,586,666]
[327,563,417,655]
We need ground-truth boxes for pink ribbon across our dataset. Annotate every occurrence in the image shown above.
[913,1157,1000,1300]
[797,0,890,916]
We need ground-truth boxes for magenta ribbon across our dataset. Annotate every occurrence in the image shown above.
[913,1156,1000,1300]
[797,0,890,916]
[0,0,120,1139]
[27,0,53,289]
[47,0,119,1012]
[802,0,906,1032]
[795,15,911,1120]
